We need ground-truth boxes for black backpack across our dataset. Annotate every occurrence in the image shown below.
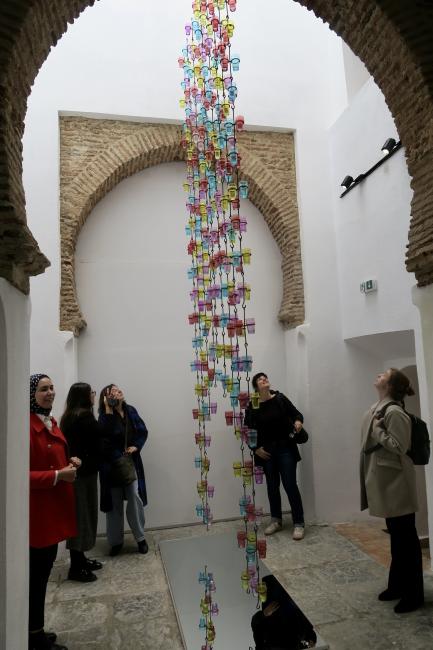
[380,402,430,465]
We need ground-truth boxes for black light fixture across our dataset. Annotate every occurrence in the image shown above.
[340,138,402,198]
[381,138,397,155]
[341,175,354,189]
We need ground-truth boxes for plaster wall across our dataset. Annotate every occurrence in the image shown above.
[0,280,30,650]
[75,162,287,528]
[329,77,417,340]
[305,74,428,525]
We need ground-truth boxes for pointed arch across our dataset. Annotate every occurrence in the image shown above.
[60,119,303,334]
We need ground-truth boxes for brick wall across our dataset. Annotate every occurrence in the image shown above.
[59,117,303,334]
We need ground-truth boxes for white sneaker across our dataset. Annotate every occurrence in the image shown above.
[264,521,282,535]
[293,526,305,541]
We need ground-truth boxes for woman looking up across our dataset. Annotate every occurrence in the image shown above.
[29,374,79,650]
[361,368,424,613]
[60,382,102,582]
[98,384,149,556]
[245,372,306,541]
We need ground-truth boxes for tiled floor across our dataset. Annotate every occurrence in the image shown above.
[46,519,433,649]
[335,519,431,570]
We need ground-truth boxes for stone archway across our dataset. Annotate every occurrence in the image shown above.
[1,1,433,293]
[60,117,303,334]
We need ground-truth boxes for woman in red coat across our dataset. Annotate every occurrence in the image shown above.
[29,374,79,650]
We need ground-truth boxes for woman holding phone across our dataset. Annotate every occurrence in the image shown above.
[98,384,149,556]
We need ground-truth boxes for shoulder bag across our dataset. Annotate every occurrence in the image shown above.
[109,412,137,487]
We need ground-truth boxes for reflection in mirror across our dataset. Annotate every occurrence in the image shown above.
[250,574,317,649]
[160,532,327,649]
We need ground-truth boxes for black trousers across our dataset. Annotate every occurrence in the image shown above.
[29,544,58,631]
[385,513,424,603]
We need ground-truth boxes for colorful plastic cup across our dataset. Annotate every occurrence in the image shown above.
[247,429,258,448]
[233,461,242,477]
[225,411,234,425]
[231,55,240,71]
[237,532,247,550]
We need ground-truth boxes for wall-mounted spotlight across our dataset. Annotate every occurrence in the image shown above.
[341,175,354,189]
[340,137,402,198]
[381,138,397,155]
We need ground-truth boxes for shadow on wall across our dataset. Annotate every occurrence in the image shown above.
[0,295,6,649]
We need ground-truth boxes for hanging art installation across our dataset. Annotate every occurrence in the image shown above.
[198,566,218,650]
[179,0,268,628]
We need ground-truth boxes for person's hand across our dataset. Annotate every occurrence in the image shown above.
[255,446,271,460]
[69,456,81,468]
[263,601,280,617]
[294,420,303,432]
[58,463,77,483]
[125,446,138,455]
[104,388,114,414]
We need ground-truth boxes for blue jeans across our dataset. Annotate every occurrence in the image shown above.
[262,449,304,526]
[106,480,145,546]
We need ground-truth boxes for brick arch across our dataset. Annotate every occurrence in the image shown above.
[1,0,433,292]
[60,120,302,334]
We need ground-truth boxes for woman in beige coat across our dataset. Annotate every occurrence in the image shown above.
[360,368,424,613]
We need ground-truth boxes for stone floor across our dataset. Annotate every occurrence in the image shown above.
[46,519,433,649]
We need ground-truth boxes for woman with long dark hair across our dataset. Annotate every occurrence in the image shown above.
[361,367,424,613]
[60,382,102,582]
[29,373,78,650]
[98,384,149,556]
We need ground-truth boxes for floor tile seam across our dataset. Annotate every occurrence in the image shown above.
[269,557,384,574]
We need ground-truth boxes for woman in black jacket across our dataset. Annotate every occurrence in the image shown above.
[245,373,306,540]
[60,382,102,582]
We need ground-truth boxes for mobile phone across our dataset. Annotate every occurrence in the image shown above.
[107,397,118,407]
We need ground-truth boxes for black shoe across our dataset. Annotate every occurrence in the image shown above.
[45,632,57,644]
[109,543,123,557]
[29,630,51,650]
[394,598,424,613]
[137,539,149,554]
[378,589,401,601]
[85,558,103,571]
[67,567,97,582]
[29,631,66,650]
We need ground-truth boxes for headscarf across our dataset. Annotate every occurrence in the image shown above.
[30,373,52,415]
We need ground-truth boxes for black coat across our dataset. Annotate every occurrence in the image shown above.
[62,410,101,477]
[251,575,316,650]
[244,391,304,464]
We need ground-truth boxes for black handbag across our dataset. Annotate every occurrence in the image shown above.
[289,427,309,444]
[109,413,137,487]
[109,454,136,487]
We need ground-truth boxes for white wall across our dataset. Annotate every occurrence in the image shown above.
[0,280,30,650]
[330,77,416,341]
[342,42,370,103]
[306,74,427,525]
[75,162,287,527]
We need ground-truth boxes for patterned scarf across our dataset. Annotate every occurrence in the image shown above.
[30,373,52,416]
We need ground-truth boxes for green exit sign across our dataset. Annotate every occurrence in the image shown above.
[360,279,378,294]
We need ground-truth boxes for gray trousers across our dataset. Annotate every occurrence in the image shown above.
[106,480,145,546]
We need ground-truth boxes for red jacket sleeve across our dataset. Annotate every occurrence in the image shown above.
[30,470,56,489]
